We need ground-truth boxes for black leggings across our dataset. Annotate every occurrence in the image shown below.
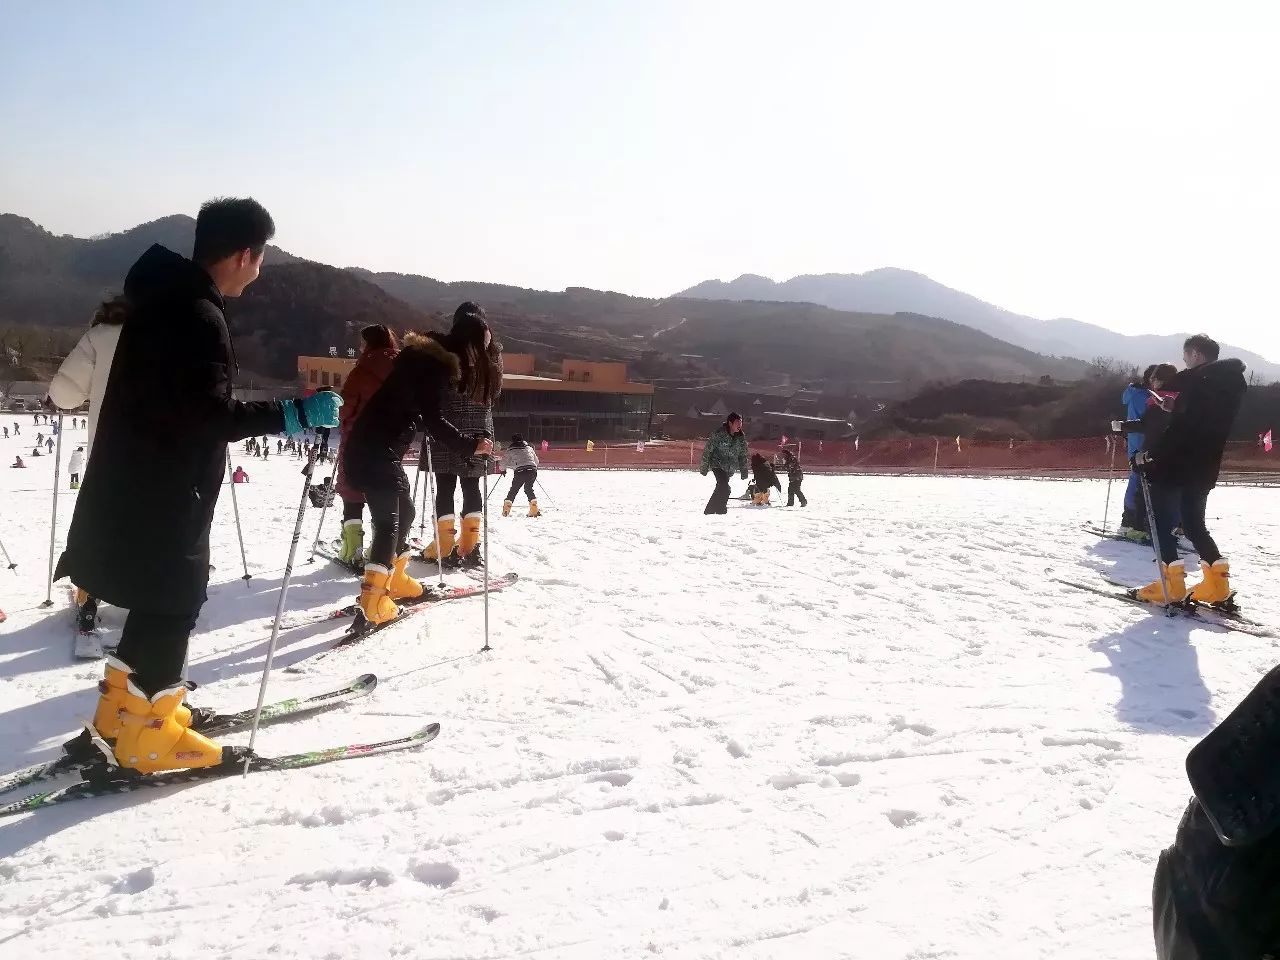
[435,473,482,519]
[1150,483,1219,565]
[342,498,364,522]
[506,468,537,503]
[365,467,414,567]
[114,608,202,696]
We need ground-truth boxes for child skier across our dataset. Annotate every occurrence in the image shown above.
[501,434,540,517]
[749,452,781,505]
[781,449,807,507]
[421,304,503,571]
[68,446,85,489]
[343,305,496,625]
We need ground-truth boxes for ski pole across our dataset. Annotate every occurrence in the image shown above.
[243,427,328,777]
[40,413,65,608]
[1138,469,1174,614]
[481,455,491,653]
[226,449,252,586]
[535,478,554,509]
[410,433,424,536]
[1101,433,1117,534]
[425,439,445,587]
[0,532,15,571]
[306,434,340,563]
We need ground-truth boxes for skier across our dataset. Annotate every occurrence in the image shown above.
[45,437,53,454]
[749,452,781,505]
[1117,364,1177,541]
[12,423,18,436]
[3,427,8,438]
[1130,335,1246,605]
[68,446,85,489]
[342,306,496,625]
[232,465,249,483]
[335,324,399,565]
[781,448,808,507]
[10,456,24,468]
[700,413,748,515]
[55,197,342,774]
[421,303,503,571]
[36,432,43,445]
[501,433,540,517]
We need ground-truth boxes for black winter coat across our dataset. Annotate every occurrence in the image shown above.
[1148,359,1247,489]
[751,460,781,492]
[56,245,285,614]
[342,334,476,491]
[1154,797,1280,958]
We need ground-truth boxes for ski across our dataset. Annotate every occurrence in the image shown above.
[310,539,488,583]
[1080,524,1190,554]
[1055,578,1276,638]
[1093,576,1275,635]
[0,673,379,799]
[0,722,440,817]
[1186,662,1280,847]
[278,570,515,631]
[287,573,519,670]
[68,586,106,661]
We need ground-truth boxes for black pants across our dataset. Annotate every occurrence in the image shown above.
[704,469,731,515]
[70,473,80,485]
[1149,482,1219,565]
[506,468,537,503]
[364,466,414,567]
[435,473,482,520]
[787,477,807,507]
[342,498,364,522]
[114,608,202,696]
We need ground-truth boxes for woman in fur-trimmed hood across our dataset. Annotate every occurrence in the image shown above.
[341,304,496,625]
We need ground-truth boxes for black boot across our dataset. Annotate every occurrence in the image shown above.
[77,598,99,633]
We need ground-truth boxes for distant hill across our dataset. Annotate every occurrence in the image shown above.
[677,268,1280,382]
[0,212,1091,391]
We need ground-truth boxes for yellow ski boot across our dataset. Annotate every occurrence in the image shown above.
[112,680,225,774]
[359,564,400,625]
[422,516,456,564]
[1188,559,1232,605]
[458,514,483,569]
[528,499,540,518]
[1134,562,1187,605]
[502,500,513,517]
[388,550,424,601]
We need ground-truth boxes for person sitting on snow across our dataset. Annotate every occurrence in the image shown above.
[232,465,249,484]
[11,455,25,468]
[749,452,781,505]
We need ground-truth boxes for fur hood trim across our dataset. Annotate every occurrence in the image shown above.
[403,332,461,383]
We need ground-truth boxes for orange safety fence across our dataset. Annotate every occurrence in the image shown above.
[406,437,1278,481]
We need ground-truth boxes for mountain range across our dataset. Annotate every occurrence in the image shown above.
[677,269,1280,382]
[0,213,1089,392]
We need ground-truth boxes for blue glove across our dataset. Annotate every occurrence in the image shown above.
[282,392,342,435]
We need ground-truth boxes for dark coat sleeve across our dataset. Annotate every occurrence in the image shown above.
[139,302,285,443]
[413,370,474,456]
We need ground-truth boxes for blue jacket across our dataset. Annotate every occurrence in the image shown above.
[1122,384,1148,456]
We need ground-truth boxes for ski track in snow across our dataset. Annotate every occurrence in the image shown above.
[0,413,1278,959]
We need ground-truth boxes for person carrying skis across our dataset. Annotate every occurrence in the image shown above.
[501,433,540,517]
[55,197,342,775]
[420,303,503,571]
[749,452,781,505]
[781,448,807,507]
[700,413,749,515]
[343,306,496,625]
[68,446,85,489]
[335,324,399,565]
[1130,335,1246,605]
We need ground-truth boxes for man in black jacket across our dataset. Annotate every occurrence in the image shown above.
[54,198,342,774]
[1131,335,1247,606]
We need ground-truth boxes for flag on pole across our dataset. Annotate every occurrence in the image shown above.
[1264,429,1274,452]
[854,436,859,451]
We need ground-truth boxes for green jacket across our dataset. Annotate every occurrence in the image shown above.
[700,426,748,476]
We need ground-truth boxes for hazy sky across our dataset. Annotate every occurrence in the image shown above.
[2,1,1277,357]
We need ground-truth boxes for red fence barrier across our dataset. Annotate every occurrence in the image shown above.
[470,437,1278,481]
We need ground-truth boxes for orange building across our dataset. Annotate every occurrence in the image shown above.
[297,353,654,442]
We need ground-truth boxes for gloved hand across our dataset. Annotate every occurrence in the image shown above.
[282,390,343,435]
[1131,450,1153,472]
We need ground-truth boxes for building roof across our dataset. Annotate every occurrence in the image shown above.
[762,411,851,425]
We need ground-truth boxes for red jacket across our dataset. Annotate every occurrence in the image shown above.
[336,346,398,501]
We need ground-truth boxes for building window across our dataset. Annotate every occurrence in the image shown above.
[321,371,331,386]
[333,374,342,388]
[310,369,318,384]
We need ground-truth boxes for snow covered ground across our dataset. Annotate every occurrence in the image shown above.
[1,411,1278,959]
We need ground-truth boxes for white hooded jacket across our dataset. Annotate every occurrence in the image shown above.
[47,322,123,459]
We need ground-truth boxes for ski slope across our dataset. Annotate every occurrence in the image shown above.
[1,412,1277,959]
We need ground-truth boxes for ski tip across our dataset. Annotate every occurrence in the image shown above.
[351,673,378,691]
[417,722,442,742]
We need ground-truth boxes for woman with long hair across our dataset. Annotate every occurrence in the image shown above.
[422,302,503,569]
[341,305,495,625]
[334,324,400,565]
